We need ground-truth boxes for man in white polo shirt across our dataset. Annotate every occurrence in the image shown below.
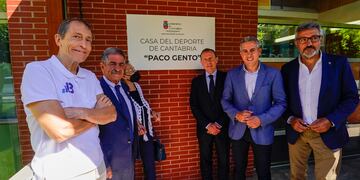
[20,18,116,180]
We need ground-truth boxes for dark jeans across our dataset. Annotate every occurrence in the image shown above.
[232,128,272,180]
[139,135,156,180]
[198,131,230,180]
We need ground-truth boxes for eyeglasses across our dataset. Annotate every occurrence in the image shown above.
[240,48,258,55]
[296,35,322,44]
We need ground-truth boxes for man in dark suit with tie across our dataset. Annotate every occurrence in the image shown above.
[98,47,140,180]
[281,22,359,179]
[190,48,230,180]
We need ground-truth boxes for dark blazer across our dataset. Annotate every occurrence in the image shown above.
[281,53,359,149]
[190,71,229,136]
[98,77,138,171]
[221,63,286,145]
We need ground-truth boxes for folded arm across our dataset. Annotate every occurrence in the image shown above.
[63,94,116,125]
[27,100,95,143]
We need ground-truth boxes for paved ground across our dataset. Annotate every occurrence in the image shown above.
[247,156,360,180]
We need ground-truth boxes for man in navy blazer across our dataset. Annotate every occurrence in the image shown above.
[98,47,139,180]
[190,48,230,180]
[281,22,359,179]
[222,36,286,180]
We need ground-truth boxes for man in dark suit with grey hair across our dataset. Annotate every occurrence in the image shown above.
[281,22,359,179]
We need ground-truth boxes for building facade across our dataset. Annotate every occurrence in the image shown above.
[1,0,359,179]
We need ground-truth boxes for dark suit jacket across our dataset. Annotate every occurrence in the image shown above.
[281,53,359,149]
[190,70,229,137]
[98,77,138,171]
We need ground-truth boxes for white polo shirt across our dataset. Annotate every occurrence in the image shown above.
[21,55,104,179]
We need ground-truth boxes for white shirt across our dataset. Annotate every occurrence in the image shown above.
[21,55,104,179]
[102,76,134,129]
[243,64,260,100]
[205,70,217,93]
[298,54,322,125]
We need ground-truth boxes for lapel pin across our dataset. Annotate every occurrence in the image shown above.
[328,62,331,65]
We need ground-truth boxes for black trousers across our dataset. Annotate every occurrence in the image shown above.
[232,128,272,180]
[139,135,156,180]
[198,130,230,180]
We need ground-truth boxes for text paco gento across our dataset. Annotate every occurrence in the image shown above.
[144,54,201,61]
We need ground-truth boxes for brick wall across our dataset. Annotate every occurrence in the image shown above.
[8,0,259,179]
[7,0,63,165]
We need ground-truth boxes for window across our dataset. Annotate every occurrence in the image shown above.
[0,0,21,179]
[258,24,298,59]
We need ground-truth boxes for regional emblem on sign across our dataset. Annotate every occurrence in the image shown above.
[163,20,168,29]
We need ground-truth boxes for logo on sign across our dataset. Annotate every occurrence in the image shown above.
[161,20,183,35]
[163,20,168,29]
[62,82,74,94]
